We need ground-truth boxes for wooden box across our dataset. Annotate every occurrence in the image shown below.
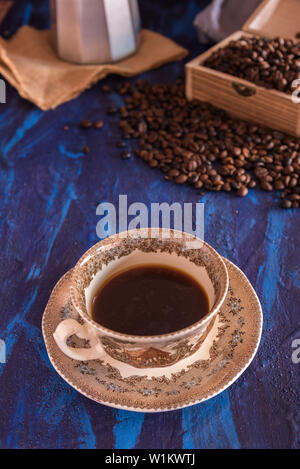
[185,0,300,136]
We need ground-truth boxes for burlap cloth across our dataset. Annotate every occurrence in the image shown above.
[0,26,188,110]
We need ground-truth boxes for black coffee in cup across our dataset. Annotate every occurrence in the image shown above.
[92,264,209,336]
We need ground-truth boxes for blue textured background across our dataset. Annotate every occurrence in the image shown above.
[0,0,299,449]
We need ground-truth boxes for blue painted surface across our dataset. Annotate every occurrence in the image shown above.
[0,0,299,449]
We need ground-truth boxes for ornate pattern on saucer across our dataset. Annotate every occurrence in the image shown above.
[42,258,262,412]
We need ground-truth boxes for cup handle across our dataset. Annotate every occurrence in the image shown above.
[53,319,104,361]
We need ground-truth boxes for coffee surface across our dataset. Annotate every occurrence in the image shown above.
[92,265,209,335]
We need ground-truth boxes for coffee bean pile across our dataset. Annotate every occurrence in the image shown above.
[203,36,300,94]
[112,78,300,208]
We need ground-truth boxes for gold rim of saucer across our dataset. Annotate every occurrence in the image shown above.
[42,257,263,412]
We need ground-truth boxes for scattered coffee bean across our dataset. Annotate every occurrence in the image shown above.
[94,120,104,129]
[63,125,69,131]
[121,151,132,160]
[203,36,300,94]
[274,180,285,190]
[149,159,158,168]
[281,199,292,209]
[237,186,248,197]
[260,181,273,191]
[74,76,300,208]
[194,180,204,189]
[80,119,92,129]
[175,174,188,184]
[82,145,89,154]
[188,173,199,184]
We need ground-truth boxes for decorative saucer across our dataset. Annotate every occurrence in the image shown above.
[42,258,262,412]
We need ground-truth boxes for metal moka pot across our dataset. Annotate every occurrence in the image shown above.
[50,0,141,64]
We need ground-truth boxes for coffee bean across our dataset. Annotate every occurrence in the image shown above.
[80,119,92,129]
[260,181,273,191]
[188,160,198,171]
[82,145,89,154]
[248,180,256,189]
[242,147,250,158]
[274,181,285,190]
[149,159,158,168]
[194,180,203,189]
[188,173,199,184]
[121,151,132,160]
[94,120,104,129]
[168,169,180,177]
[237,186,248,197]
[138,121,148,133]
[231,181,241,190]
[281,199,292,209]
[116,141,126,148]
[289,178,298,188]
[223,182,232,191]
[175,174,188,184]
[102,85,111,93]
